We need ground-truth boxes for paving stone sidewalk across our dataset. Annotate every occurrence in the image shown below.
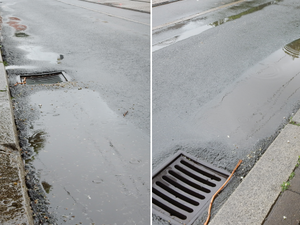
[264,165,300,225]
[263,113,300,225]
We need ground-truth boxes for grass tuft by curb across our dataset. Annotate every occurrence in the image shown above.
[295,156,300,168]
[0,60,8,66]
[289,116,300,126]
[281,156,300,192]
[290,121,300,126]
[281,181,290,192]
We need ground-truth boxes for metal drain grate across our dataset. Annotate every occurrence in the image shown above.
[17,71,69,85]
[152,151,230,225]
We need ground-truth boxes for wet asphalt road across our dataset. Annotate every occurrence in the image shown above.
[0,0,150,224]
[153,0,300,223]
[153,0,238,28]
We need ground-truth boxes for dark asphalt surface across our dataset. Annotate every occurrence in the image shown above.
[152,0,282,49]
[152,0,237,28]
[0,0,150,224]
[2,0,150,131]
[153,0,300,223]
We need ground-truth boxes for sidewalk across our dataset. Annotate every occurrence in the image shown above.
[0,50,33,224]
[263,112,300,225]
[209,110,300,225]
[264,166,300,224]
[81,0,150,13]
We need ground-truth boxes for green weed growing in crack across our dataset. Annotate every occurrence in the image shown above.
[289,172,295,180]
[0,60,8,66]
[295,156,300,168]
[0,85,7,92]
[289,116,300,126]
[281,181,290,192]
[290,121,300,126]
[281,156,300,192]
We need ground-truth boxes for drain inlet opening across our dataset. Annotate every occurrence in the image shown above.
[17,71,70,85]
[152,151,231,225]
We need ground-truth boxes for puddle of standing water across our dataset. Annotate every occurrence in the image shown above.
[153,24,211,51]
[18,45,61,64]
[5,65,37,70]
[27,89,150,224]
[192,38,300,149]
[153,0,281,52]
[15,32,29,37]
[283,38,300,59]
[210,0,282,27]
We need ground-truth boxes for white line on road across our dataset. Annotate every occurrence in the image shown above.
[152,0,246,31]
[56,0,150,26]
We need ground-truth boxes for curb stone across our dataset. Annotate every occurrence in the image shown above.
[291,110,300,124]
[0,49,33,225]
[209,120,300,225]
[80,0,150,13]
[152,0,180,7]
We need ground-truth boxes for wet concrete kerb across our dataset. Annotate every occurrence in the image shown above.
[0,49,33,224]
[152,0,181,7]
[209,110,300,225]
[291,109,300,125]
[80,0,150,13]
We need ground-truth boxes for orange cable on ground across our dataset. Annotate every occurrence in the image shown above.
[14,77,26,86]
[204,159,242,225]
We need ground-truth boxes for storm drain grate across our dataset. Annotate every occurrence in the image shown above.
[152,151,230,225]
[18,71,69,85]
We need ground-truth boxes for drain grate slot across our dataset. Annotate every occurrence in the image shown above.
[153,151,231,225]
[156,181,200,206]
[168,170,211,193]
[17,71,69,85]
[153,188,194,213]
[180,159,222,181]
[162,176,205,199]
[153,198,187,220]
[174,165,216,187]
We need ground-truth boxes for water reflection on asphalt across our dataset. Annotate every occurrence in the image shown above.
[27,89,149,224]
[191,38,300,154]
[153,0,282,52]
[18,45,61,64]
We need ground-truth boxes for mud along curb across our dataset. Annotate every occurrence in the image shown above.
[0,49,33,225]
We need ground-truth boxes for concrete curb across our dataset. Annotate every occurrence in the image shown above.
[80,0,150,13]
[209,113,300,225]
[291,109,300,124]
[152,0,180,7]
[0,49,33,224]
